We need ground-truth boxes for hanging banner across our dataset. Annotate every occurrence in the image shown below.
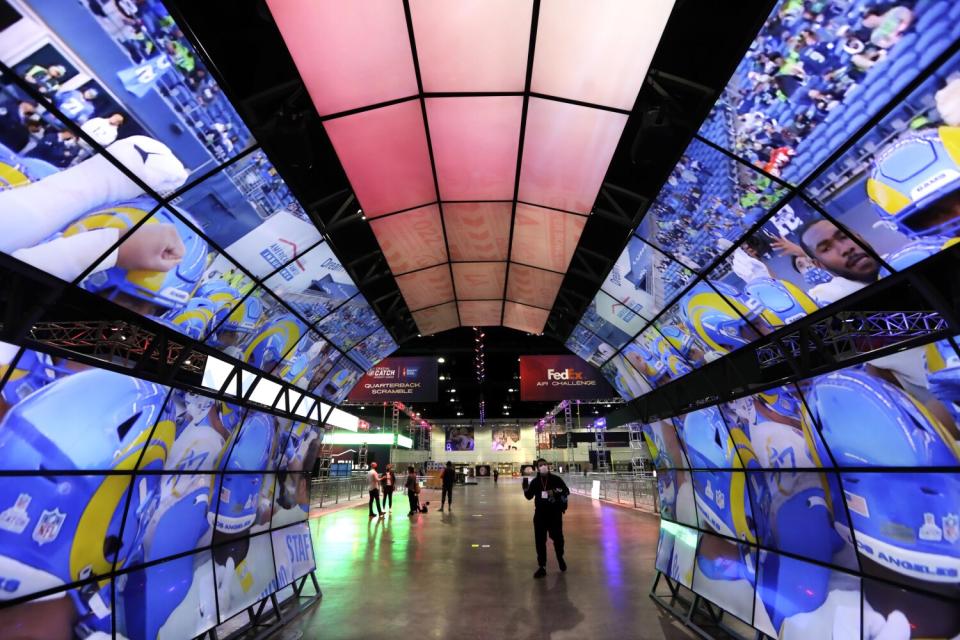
[519,355,613,401]
[347,357,438,402]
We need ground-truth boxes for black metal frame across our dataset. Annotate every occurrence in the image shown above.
[650,572,761,640]
[195,570,322,640]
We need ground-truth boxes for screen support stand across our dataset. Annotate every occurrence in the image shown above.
[649,571,764,640]
[211,569,323,640]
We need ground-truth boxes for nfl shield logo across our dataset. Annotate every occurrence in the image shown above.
[944,514,959,544]
[32,509,66,546]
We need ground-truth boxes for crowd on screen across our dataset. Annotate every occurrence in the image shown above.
[646,143,785,276]
[714,0,921,176]
[83,0,250,160]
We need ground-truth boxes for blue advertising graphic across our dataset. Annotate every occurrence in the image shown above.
[347,356,439,403]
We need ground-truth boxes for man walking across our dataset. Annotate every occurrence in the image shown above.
[439,461,455,512]
[523,458,570,578]
[367,462,383,518]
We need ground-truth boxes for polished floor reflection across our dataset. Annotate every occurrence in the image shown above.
[291,479,695,640]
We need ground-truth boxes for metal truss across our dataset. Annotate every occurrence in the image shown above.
[756,311,948,369]
[28,320,206,375]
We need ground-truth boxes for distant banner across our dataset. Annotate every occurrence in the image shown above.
[519,355,613,401]
[347,357,437,402]
[117,54,173,97]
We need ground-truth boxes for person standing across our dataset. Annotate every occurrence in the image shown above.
[367,462,383,518]
[406,466,420,515]
[493,468,499,484]
[439,461,455,512]
[523,458,570,578]
[382,463,396,512]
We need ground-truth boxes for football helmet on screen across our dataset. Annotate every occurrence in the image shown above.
[803,368,960,467]
[0,369,173,599]
[867,127,960,238]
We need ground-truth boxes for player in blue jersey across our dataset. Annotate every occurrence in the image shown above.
[52,87,97,124]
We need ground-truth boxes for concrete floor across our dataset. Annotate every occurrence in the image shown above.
[287,479,696,640]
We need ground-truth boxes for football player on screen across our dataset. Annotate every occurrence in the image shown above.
[0,368,174,639]
[796,74,960,441]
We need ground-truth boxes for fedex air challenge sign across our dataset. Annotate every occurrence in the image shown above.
[520,355,613,401]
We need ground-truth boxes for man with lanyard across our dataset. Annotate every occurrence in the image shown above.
[522,458,570,578]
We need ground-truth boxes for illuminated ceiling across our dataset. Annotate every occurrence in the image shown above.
[266,0,675,336]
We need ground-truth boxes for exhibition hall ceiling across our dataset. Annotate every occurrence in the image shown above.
[265,0,675,336]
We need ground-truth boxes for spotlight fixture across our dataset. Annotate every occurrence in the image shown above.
[437,357,445,363]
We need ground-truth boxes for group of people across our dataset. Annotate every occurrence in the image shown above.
[362,458,572,580]
[364,461,460,518]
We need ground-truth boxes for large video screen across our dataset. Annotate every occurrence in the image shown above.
[573,7,960,405]
[635,137,788,277]
[0,0,395,394]
[564,323,615,367]
[697,0,960,185]
[648,348,960,639]
[806,49,960,279]
[0,342,326,638]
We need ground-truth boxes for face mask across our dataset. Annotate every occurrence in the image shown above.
[538,465,548,475]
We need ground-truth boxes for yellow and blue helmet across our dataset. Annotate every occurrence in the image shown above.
[0,142,56,190]
[163,297,216,340]
[243,313,307,372]
[0,368,174,592]
[804,368,960,467]
[680,407,756,543]
[867,126,960,238]
[679,282,753,354]
[659,324,694,358]
[741,278,818,329]
[65,201,209,312]
[0,348,72,406]
[221,293,264,336]
[194,280,241,326]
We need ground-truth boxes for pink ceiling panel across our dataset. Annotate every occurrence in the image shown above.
[443,202,512,261]
[323,101,435,217]
[458,300,503,327]
[518,98,628,213]
[510,204,586,272]
[451,262,507,300]
[410,0,532,92]
[395,264,454,311]
[370,205,448,274]
[427,97,522,201]
[506,263,563,309]
[267,0,418,116]
[503,302,549,334]
[531,0,674,110]
[412,302,460,335]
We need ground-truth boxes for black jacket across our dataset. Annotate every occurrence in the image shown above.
[441,467,456,487]
[523,473,570,514]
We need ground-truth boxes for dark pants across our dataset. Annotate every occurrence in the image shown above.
[383,486,393,509]
[368,489,381,516]
[441,485,453,508]
[534,511,564,568]
[408,492,419,514]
